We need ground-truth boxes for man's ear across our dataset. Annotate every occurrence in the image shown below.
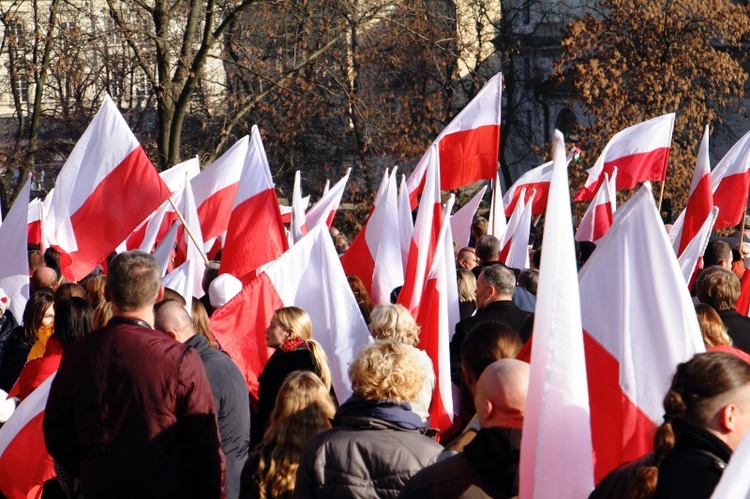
[155,285,165,304]
[717,404,738,433]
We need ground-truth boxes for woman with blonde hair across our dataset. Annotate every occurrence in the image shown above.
[296,340,443,498]
[241,371,335,499]
[695,303,750,364]
[254,306,332,444]
[369,303,434,423]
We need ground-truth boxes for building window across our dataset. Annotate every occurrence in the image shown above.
[13,77,28,104]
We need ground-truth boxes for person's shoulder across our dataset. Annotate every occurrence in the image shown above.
[399,452,478,499]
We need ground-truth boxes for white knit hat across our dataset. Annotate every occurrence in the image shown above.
[208,274,243,309]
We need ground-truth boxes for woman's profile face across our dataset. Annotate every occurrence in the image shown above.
[41,304,55,328]
[265,316,288,349]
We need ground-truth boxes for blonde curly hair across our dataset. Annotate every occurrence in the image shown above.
[349,339,425,403]
[255,371,335,499]
[369,304,421,346]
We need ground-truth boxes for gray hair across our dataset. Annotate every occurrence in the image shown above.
[481,264,516,295]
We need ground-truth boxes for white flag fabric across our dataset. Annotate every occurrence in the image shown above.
[575,174,614,243]
[503,160,552,217]
[505,191,534,269]
[162,260,195,316]
[499,188,526,263]
[488,172,507,238]
[305,169,351,230]
[677,207,719,284]
[0,179,31,320]
[178,182,207,299]
[153,222,179,277]
[369,171,404,305]
[710,430,750,498]
[397,174,414,275]
[451,186,487,248]
[579,183,706,482]
[290,170,308,244]
[519,130,594,499]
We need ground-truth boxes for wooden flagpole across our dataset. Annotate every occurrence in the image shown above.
[167,196,209,265]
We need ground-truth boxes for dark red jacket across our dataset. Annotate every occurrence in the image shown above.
[44,318,225,498]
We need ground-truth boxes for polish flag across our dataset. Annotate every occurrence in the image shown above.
[191,136,248,251]
[406,73,502,204]
[673,126,714,256]
[503,161,552,217]
[127,157,201,252]
[341,170,403,304]
[0,374,56,499]
[27,198,42,247]
[397,174,414,275]
[399,146,442,316]
[153,221,180,276]
[220,125,288,283]
[340,170,391,293]
[44,95,171,281]
[305,169,351,230]
[519,130,594,498]
[498,188,528,264]
[706,129,750,230]
[579,183,705,483]
[211,224,372,400]
[575,174,614,243]
[488,173,506,239]
[505,191,534,269]
[416,195,458,433]
[0,179,31,321]
[574,113,675,202]
[451,186,487,249]
[279,196,309,225]
[677,208,718,285]
[290,171,308,244]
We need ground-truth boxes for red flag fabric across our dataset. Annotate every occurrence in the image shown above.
[503,161,552,217]
[415,195,458,434]
[44,95,171,281]
[707,129,750,230]
[737,269,750,316]
[574,114,675,202]
[211,225,371,401]
[575,174,614,243]
[0,374,56,499]
[27,198,42,247]
[220,126,288,283]
[579,184,705,483]
[406,73,502,205]
[676,125,713,255]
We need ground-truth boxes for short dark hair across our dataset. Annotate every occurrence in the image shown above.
[704,240,732,268]
[23,289,54,343]
[55,297,93,347]
[106,251,161,311]
[461,322,522,382]
[475,235,501,262]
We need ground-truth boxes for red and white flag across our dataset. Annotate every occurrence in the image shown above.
[290,171,308,244]
[579,183,705,483]
[153,221,179,276]
[673,126,714,256]
[0,374,56,499]
[575,174,614,243]
[574,113,675,201]
[44,95,171,281]
[305,169,351,230]
[406,73,502,204]
[27,198,42,248]
[450,186,487,248]
[279,196,309,225]
[0,179,31,321]
[399,146,442,316]
[174,181,207,298]
[503,161,552,217]
[519,130,594,499]
[498,188,528,264]
[191,136,248,252]
[505,191,534,269]
[488,173,507,239]
[128,157,201,252]
[706,129,750,229]
[211,224,372,400]
[220,125,288,283]
[677,207,718,284]
[416,195,458,433]
[341,170,403,304]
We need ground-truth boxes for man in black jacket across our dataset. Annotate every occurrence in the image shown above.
[400,359,528,498]
[451,264,531,383]
[155,300,250,499]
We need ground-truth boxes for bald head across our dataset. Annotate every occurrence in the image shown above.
[475,359,530,429]
[31,267,59,292]
[154,300,196,343]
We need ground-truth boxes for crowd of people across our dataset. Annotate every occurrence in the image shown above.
[0,211,749,499]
